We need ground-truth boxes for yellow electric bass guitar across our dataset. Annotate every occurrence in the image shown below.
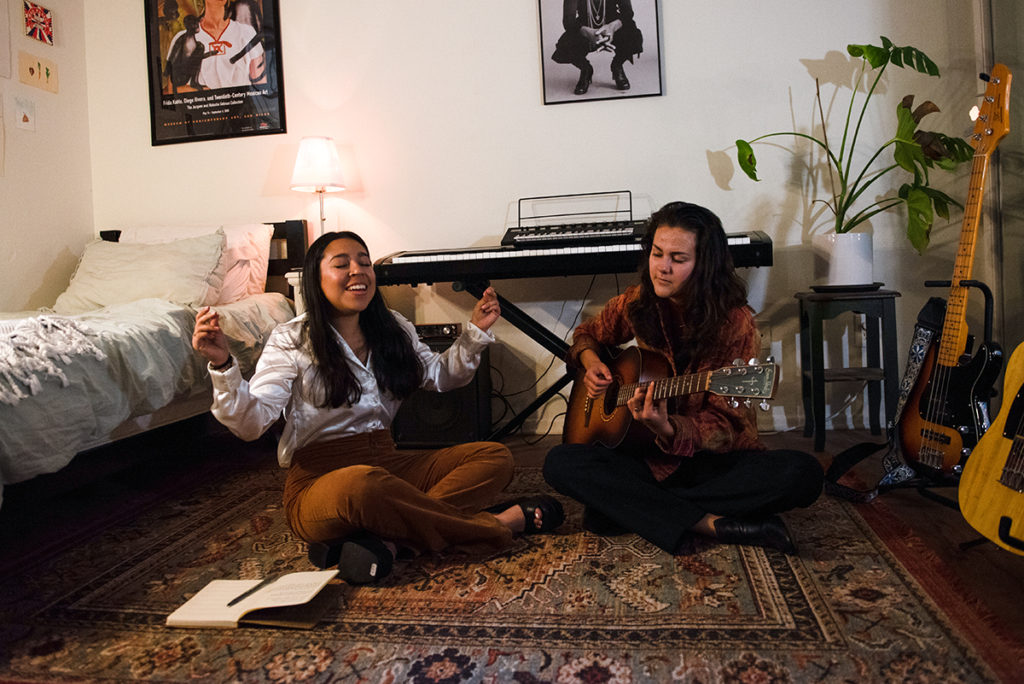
[958,341,1024,555]
[562,346,778,448]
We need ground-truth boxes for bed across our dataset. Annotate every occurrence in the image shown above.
[0,220,306,507]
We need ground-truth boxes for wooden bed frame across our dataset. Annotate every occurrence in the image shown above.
[89,219,307,448]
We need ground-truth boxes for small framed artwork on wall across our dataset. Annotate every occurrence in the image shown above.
[538,0,662,105]
[143,0,286,145]
[24,1,53,46]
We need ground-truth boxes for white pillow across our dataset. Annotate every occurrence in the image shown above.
[53,230,226,315]
[117,223,274,304]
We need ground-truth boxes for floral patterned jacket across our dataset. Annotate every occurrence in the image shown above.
[566,284,766,480]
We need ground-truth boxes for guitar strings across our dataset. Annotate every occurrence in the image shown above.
[615,372,709,406]
[921,156,985,470]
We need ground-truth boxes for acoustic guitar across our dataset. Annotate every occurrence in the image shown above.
[562,346,777,448]
[898,64,1011,475]
[958,341,1024,555]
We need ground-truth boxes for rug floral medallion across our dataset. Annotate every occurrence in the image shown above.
[0,465,1010,682]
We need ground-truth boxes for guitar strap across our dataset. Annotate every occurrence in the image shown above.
[824,297,947,502]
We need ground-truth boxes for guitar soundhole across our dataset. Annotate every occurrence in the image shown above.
[605,380,620,416]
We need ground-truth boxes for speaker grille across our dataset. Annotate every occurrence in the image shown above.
[391,327,492,448]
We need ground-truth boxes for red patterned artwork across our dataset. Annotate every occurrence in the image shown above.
[24,1,53,46]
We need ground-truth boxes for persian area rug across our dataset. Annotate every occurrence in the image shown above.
[0,462,1018,683]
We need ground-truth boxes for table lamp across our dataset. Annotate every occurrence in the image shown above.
[290,136,346,235]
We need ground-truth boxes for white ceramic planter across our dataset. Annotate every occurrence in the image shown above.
[812,232,874,287]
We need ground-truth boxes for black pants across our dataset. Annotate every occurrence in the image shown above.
[551,22,643,69]
[543,442,823,553]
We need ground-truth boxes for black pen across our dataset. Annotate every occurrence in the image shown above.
[226,575,277,606]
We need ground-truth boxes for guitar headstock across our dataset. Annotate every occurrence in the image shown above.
[709,360,778,408]
[972,64,1011,154]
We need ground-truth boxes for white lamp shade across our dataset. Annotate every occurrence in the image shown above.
[290,136,346,193]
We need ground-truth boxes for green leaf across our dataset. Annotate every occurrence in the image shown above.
[920,185,963,212]
[735,139,760,181]
[893,105,925,174]
[849,43,891,69]
[904,186,935,253]
[940,134,974,162]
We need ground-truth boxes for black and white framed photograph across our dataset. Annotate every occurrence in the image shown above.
[144,0,286,145]
[538,0,662,105]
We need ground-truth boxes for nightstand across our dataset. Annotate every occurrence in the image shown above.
[795,288,901,451]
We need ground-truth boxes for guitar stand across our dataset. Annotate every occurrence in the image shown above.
[910,278,998,549]
[923,278,996,347]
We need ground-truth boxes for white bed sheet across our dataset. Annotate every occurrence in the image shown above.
[0,293,295,506]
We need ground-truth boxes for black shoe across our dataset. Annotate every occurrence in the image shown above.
[574,62,593,95]
[713,515,797,555]
[486,495,566,534]
[307,531,394,584]
[611,62,630,90]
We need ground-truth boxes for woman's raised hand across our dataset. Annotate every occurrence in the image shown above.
[192,306,230,367]
[470,286,501,333]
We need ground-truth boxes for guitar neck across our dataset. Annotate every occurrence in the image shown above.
[614,372,708,406]
[936,151,990,367]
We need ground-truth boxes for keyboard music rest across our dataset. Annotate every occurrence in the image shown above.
[375,230,772,286]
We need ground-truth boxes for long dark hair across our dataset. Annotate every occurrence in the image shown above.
[629,201,749,367]
[299,231,422,408]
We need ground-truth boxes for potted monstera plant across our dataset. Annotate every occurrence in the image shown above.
[735,37,973,283]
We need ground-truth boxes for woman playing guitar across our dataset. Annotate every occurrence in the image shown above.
[544,201,823,555]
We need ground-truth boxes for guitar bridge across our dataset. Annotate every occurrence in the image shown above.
[919,429,952,446]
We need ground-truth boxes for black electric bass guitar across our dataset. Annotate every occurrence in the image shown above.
[958,340,1024,555]
[562,346,777,448]
[898,64,1011,475]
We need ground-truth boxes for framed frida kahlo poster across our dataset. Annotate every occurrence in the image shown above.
[143,0,286,145]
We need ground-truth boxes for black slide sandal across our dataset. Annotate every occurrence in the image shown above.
[307,531,394,584]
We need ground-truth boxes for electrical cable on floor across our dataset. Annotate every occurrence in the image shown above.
[758,380,870,435]
[490,275,598,435]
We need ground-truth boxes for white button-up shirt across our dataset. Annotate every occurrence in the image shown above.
[209,311,494,467]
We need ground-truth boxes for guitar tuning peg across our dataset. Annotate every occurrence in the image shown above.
[729,398,740,408]
[980,72,990,82]
[759,400,770,411]
[732,358,744,366]
[743,399,752,408]
[747,358,757,366]
[765,355,775,364]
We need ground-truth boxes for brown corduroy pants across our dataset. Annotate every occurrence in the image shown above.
[283,430,515,552]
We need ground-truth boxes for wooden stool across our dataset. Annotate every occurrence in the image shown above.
[795,289,901,451]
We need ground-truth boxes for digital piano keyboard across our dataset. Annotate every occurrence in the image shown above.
[374,230,772,286]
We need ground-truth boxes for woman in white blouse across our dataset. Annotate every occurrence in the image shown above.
[192,231,564,584]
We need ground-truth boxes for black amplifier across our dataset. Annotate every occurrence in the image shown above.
[393,322,491,448]
[415,323,461,340]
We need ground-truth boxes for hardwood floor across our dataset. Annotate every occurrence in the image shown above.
[2,420,1022,646]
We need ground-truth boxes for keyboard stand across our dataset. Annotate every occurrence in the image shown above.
[458,279,574,439]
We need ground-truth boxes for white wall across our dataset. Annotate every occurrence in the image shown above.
[0,0,92,311]
[44,1,1005,433]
